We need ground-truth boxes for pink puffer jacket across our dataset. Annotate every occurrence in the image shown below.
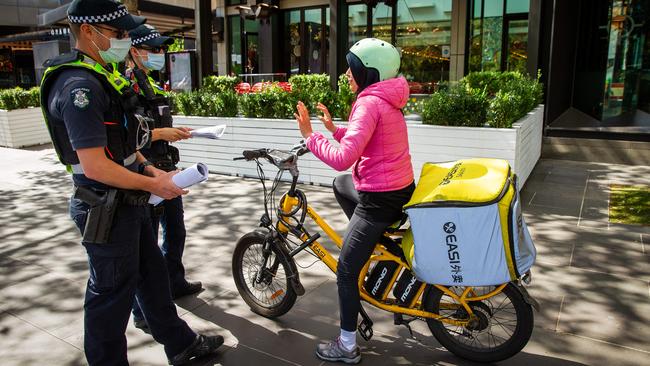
[306,76,414,192]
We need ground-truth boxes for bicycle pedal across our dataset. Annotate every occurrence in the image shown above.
[357,320,374,341]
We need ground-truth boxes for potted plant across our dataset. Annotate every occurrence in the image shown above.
[0,87,49,148]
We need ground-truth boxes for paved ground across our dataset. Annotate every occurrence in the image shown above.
[0,146,648,366]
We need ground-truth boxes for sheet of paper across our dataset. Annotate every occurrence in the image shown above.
[148,163,209,205]
[190,125,227,139]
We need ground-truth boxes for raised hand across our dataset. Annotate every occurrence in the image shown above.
[294,101,314,139]
[316,103,336,133]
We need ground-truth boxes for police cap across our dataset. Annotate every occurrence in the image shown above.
[67,0,146,31]
[129,24,174,49]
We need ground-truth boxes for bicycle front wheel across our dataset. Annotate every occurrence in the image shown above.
[423,283,534,363]
[232,230,297,318]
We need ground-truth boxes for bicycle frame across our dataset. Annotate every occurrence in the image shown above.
[278,192,507,327]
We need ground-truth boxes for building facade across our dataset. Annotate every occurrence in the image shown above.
[0,0,647,139]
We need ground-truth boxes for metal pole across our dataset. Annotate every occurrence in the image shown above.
[195,0,213,87]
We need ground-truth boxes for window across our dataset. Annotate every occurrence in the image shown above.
[371,3,393,41]
[228,15,242,75]
[396,0,452,92]
[468,0,529,74]
[282,7,330,76]
[228,16,260,76]
[305,8,324,73]
[286,10,301,75]
[348,4,368,48]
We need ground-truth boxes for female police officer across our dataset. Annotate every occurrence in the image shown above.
[125,24,203,334]
[39,0,222,364]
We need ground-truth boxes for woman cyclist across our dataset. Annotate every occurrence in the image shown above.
[295,38,415,364]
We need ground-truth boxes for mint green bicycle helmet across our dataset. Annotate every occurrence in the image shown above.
[348,38,401,81]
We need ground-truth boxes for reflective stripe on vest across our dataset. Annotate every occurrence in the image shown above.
[41,56,130,96]
[148,75,166,95]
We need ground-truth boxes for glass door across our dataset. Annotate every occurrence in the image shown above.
[602,0,650,119]
[243,32,259,74]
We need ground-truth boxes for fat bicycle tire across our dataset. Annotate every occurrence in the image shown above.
[232,231,297,318]
[422,282,534,363]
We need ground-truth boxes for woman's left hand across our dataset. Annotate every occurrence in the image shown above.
[294,101,313,139]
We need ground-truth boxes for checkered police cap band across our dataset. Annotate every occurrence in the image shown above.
[68,4,129,24]
[132,32,162,46]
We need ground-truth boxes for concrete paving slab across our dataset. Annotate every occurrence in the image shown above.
[2,147,650,365]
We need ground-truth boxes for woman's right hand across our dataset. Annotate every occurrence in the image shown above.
[316,103,336,133]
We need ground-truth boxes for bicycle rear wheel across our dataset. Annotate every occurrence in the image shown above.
[232,231,297,318]
[423,283,534,363]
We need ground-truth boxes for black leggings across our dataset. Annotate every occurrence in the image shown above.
[332,175,408,331]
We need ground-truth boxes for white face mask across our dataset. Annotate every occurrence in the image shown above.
[134,49,166,71]
[91,26,132,64]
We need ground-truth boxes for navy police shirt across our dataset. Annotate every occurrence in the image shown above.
[47,68,136,188]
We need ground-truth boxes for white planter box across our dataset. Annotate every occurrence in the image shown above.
[175,105,544,188]
[0,107,50,148]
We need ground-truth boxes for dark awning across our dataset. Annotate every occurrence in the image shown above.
[0,28,70,43]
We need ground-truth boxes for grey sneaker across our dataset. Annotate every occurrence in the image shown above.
[315,338,361,364]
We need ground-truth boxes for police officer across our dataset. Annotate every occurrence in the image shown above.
[125,24,202,333]
[39,0,222,364]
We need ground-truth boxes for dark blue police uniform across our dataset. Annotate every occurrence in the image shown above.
[45,55,197,366]
[37,1,209,363]
[126,24,202,328]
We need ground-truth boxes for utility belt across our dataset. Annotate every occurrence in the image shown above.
[73,185,162,244]
[147,144,180,172]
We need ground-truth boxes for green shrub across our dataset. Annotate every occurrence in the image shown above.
[422,86,489,127]
[486,72,543,128]
[170,90,238,117]
[219,91,239,117]
[488,91,522,128]
[460,71,526,97]
[202,75,239,94]
[288,73,331,110]
[0,87,40,111]
[239,85,294,119]
[336,73,355,119]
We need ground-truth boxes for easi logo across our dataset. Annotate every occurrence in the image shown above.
[440,163,462,186]
[443,221,464,283]
[372,267,389,295]
[400,276,418,303]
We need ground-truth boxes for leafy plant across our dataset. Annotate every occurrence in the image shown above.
[421,70,544,128]
[336,73,355,120]
[0,87,40,111]
[170,90,238,117]
[288,73,331,111]
[421,86,489,127]
[167,37,185,53]
[202,75,239,94]
[239,85,293,119]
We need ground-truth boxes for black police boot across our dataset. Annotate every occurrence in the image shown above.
[134,318,151,334]
[168,334,224,365]
[172,281,203,300]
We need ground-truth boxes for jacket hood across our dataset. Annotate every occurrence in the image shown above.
[357,76,409,109]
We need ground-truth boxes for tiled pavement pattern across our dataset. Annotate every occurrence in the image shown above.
[0,147,648,366]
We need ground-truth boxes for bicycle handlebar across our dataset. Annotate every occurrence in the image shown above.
[233,142,310,169]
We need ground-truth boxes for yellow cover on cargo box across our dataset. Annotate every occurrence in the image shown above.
[404,158,511,208]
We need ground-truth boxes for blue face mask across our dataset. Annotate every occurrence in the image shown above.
[142,53,166,71]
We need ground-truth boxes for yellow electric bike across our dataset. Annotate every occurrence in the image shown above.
[231,143,538,363]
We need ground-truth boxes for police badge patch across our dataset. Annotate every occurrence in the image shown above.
[71,87,91,110]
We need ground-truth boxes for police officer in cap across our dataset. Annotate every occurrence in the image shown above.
[40,0,222,364]
[125,24,202,333]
